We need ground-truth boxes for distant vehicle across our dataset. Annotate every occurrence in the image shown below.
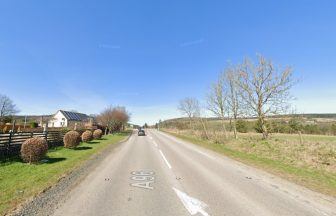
[138,129,146,136]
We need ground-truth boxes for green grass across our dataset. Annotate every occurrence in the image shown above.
[0,132,130,215]
[165,131,336,197]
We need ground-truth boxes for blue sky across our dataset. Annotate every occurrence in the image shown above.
[0,0,336,125]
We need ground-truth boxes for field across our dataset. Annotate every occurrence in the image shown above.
[163,115,336,136]
[162,126,336,196]
[0,132,130,215]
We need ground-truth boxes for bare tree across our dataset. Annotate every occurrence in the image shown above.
[237,55,295,139]
[191,99,210,139]
[225,67,241,139]
[0,94,19,124]
[96,106,113,135]
[97,106,130,134]
[207,75,229,139]
[177,97,199,129]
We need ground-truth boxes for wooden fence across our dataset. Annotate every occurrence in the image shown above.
[0,130,67,158]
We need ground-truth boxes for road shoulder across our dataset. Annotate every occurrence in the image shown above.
[158,130,336,215]
[9,133,131,216]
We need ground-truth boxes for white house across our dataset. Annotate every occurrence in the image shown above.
[48,110,91,128]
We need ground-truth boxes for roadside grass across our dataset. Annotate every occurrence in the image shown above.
[0,132,130,215]
[164,130,336,197]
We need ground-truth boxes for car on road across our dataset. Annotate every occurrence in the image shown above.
[138,129,146,136]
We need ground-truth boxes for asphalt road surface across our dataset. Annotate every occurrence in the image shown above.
[53,130,336,216]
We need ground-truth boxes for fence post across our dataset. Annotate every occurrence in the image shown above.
[12,120,16,133]
[43,123,49,147]
[24,116,27,129]
[44,124,48,137]
[7,131,12,156]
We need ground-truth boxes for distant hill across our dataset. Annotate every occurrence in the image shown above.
[12,115,53,124]
[162,113,336,123]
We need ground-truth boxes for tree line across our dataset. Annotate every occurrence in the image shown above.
[178,54,296,139]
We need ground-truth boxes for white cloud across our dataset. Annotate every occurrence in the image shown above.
[98,44,121,49]
[180,39,204,47]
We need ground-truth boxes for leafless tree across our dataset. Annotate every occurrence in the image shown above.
[0,94,19,124]
[237,55,296,139]
[225,67,241,139]
[96,106,130,134]
[177,97,200,129]
[207,74,229,139]
[192,100,210,140]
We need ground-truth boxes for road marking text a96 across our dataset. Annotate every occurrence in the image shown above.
[130,171,155,190]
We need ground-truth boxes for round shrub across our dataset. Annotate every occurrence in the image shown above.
[81,130,93,142]
[93,129,103,139]
[64,130,81,148]
[20,137,48,163]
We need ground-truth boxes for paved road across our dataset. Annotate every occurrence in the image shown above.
[53,130,336,216]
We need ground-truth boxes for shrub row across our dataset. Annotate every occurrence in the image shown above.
[20,129,104,164]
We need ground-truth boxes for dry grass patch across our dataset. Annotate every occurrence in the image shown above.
[164,128,336,196]
[169,129,336,173]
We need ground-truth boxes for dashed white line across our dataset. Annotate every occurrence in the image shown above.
[153,141,158,147]
[159,150,172,169]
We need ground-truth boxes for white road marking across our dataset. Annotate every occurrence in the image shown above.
[159,150,172,169]
[153,141,158,147]
[173,187,209,216]
[158,132,215,160]
[130,171,155,190]
[131,181,154,190]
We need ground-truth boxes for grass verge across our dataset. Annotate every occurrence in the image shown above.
[0,131,130,215]
[164,130,336,197]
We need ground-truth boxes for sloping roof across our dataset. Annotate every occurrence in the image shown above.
[59,110,90,121]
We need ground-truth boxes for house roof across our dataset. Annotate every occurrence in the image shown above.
[59,110,90,121]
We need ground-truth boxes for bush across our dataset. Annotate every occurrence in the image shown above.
[304,124,321,134]
[20,137,48,163]
[236,120,248,133]
[30,122,38,128]
[64,130,81,148]
[93,129,103,139]
[289,117,303,133]
[81,130,93,142]
[331,124,336,136]
[254,119,271,134]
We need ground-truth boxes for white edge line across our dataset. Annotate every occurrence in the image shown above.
[159,150,172,169]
